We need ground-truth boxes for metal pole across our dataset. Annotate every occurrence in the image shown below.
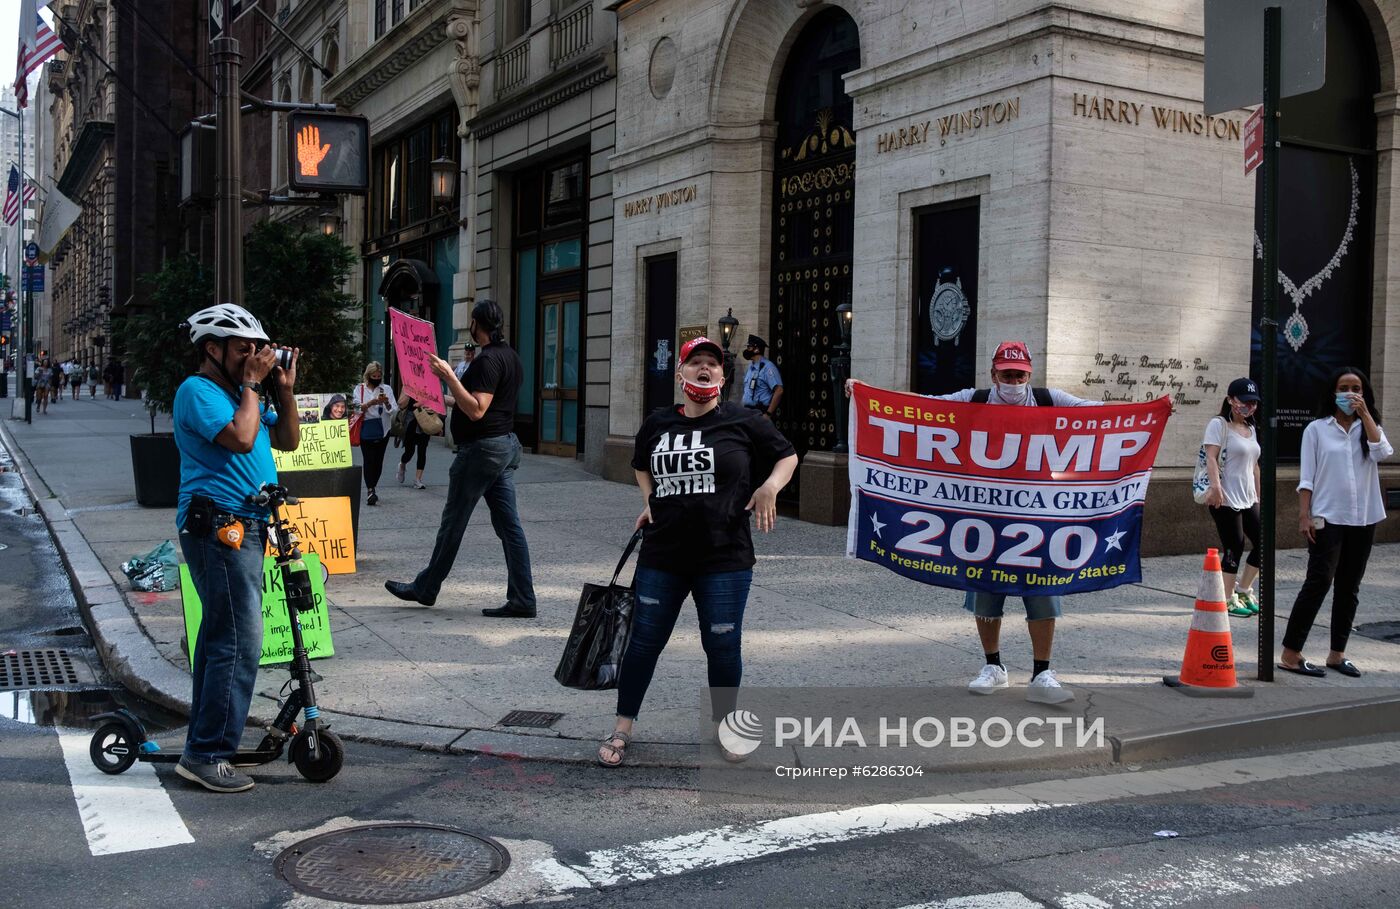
[212,36,243,307]
[1257,6,1281,683]
[18,106,30,423]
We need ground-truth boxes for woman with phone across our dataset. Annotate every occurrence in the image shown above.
[1280,367,1392,678]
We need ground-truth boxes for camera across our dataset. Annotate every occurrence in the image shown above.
[274,348,295,371]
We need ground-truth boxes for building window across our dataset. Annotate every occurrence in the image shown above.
[544,161,583,227]
[323,41,338,77]
[375,0,412,40]
[299,64,315,103]
[369,110,460,240]
[374,0,386,39]
[502,0,531,44]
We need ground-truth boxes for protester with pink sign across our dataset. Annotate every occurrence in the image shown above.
[388,307,447,415]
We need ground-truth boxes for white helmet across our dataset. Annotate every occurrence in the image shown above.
[186,303,269,344]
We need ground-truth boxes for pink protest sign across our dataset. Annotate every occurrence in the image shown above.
[389,307,446,414]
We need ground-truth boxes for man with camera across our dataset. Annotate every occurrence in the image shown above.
[174,303,300,792]
[384,299,537,617]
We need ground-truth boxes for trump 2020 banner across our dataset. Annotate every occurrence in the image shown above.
[845,383,1171,596]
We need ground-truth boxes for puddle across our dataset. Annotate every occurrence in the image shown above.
[0,687,183,731]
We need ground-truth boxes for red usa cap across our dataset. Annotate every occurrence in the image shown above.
[679,336,724,363]
[992,341,1033,372]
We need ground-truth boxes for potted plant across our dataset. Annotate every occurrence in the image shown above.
[117,255,212,507]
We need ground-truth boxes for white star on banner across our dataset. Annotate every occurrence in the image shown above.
[870,513,886,539]
[1104,529,1126,553]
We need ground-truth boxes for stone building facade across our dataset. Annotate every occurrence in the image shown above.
[603,0,1400,547]
[469,0,617,468]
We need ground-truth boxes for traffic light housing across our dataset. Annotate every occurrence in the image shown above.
[287,112,370,194]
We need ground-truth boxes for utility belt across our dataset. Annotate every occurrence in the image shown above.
[184,494,263,550]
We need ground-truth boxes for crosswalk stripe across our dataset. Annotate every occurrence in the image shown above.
[895,894,1045,908]
[57,729,194,855]
[537,740,1400,891]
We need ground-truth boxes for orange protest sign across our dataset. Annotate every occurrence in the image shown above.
[265,495,357,575]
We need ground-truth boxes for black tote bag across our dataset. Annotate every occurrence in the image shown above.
[554,530,644,691]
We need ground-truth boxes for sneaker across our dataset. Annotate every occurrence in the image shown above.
[414,481,426,490]
[1240,590,1261,615]
[176,756,254,793]
[1026,669,1075,705]
[968,663,1009,694]
[396,463,406,484]
[1227,592,1253,618]
[367,490,378,506]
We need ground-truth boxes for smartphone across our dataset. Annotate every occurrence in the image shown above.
[1311,517,1325,530]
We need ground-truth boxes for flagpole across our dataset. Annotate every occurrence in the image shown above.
[17,103,29,423]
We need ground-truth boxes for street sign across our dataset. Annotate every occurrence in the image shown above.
[1203,0,1326,115]
[24,242,38,265]
[208,1,246,39]
[23,265,44,292]
[1242,107,1264,175]
[286,112,370,195]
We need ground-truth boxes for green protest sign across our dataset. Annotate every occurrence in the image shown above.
[180,553,336,667]
[273,418,353,472]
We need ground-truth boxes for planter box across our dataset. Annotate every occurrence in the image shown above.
[131,433,182,508]
[280,465,364,542]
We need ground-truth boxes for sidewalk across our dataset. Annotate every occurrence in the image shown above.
[3,398,1398,769]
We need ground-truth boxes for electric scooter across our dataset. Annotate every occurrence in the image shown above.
[88,483,344,782]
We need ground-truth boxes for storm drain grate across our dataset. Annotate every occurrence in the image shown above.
[1354,622,1400,645]
[1,649,80,690]
[274,823,510,904]
[498,709,563,729]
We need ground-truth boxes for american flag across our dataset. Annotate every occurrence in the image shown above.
[3,164,35,226]
[14,0,65,109]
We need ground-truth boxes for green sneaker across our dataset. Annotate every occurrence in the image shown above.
[1240,590,1261,615]
[1227,592,1253,618]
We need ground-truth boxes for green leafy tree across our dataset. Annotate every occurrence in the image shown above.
[244,221,362,394]
[116,254,213,433]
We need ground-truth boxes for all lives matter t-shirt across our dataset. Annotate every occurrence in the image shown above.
[631,402,796,572]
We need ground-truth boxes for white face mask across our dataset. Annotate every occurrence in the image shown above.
[997,382,1029,404]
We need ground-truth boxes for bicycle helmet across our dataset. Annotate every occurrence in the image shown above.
[186,304,269,344]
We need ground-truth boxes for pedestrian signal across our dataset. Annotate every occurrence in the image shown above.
[286,112,369,195]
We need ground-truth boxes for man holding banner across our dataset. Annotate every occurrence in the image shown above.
[384,300,537,617]
[846,342,1171,705]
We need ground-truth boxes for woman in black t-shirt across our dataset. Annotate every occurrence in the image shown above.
[598,337,798,767]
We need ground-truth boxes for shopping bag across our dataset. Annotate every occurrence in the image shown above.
[121,540,179,592]
[554,530,644,690]
[348,413,363,447]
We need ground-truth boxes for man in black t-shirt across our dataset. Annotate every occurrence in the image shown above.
[384,300,537,617]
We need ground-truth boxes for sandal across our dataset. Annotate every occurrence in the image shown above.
[1277,660,1326,678]
[1327,659,1362,678]
[597,731,631,768]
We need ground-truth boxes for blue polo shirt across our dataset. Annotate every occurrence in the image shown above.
[742,358,783,408]
[173,375,280,529]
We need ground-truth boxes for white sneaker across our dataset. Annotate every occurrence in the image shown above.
[968,663,1009,694]
[1026,669,1075,705]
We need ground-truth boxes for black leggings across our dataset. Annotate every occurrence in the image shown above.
[400,425,429,471]
[1283,522,1376,654]
[361,437,390,490]
[1207,503,1262,575]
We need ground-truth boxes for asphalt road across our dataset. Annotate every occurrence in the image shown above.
[4,446,1400,909]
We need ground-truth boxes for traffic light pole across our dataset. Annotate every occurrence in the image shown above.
[17,106,30,423]
[1257,7,1281,683]
[213,36,243,307]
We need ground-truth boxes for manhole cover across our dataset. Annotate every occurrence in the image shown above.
[1,649,80,690]
[499,709,562,729]
[1354,622,1400,644]
[274,823,510,904]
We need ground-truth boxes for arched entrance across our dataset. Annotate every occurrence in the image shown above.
[380,258,439,394]
[769,7,860,477]
[1252,0,1379,457]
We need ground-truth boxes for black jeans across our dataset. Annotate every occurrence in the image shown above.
[361,437,390,490]
[1282,522,1377,654]
[1208,503,1262,575]
[411,435,535,607]
[400,425,429,471]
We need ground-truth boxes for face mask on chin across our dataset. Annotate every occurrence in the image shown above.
[996,382,1029,404]
[681,373,723,403]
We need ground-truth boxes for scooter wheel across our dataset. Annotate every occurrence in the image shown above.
[291,728,344,782]
[90,722,138,775]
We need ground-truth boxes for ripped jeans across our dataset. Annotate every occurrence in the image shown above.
[615,565,753,721]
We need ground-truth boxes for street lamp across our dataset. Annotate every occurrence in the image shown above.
[318,212,340,236]
[831,298,853,452]
[717,307,739,400]
[430,156,457,210]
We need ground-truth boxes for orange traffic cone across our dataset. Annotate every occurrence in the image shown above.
[1163,548,1253,698]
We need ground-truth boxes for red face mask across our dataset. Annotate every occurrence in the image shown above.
[682,376,722,403]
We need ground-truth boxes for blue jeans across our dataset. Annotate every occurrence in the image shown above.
[616,566,753,721]
[412,434,535,608]
[180,520,267,763]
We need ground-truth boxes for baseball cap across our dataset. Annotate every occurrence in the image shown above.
[992,341,1033,372]
[1227,377,1261,402]
[679,336,724,363]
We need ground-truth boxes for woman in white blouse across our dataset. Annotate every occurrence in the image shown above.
[1202,378,1264,618]
[1280,367,1393,679]
[353,362,398,506]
